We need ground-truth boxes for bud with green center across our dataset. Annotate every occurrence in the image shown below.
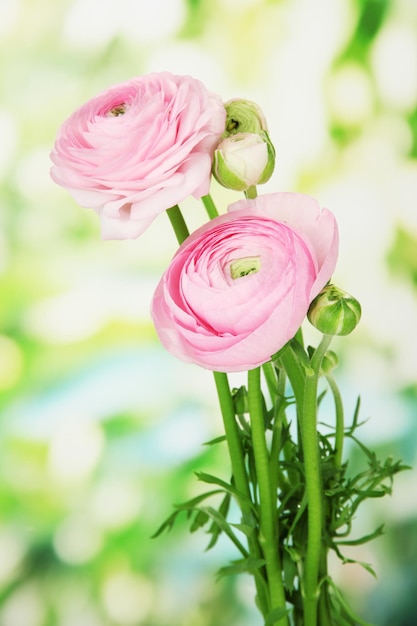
[213,132,275,191]
[307,285,361,336]
[222,98,268,138]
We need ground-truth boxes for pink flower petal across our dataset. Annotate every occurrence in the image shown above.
[151,193,339,371]
[50,72,226,240]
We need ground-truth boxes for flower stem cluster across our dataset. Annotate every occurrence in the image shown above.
[50,71,404,626]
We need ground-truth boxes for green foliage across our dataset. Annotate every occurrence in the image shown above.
[154,340,409,625]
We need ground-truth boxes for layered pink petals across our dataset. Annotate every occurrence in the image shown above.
[50,73,226,239]
[151,192,339,372]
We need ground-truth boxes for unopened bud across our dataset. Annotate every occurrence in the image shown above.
[320,350,339,375]
[213,132,275,191]
[307,285,361,336]
[222,98,268,138]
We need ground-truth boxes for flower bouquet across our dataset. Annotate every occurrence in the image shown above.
[50,72,407,626]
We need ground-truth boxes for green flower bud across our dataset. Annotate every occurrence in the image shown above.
[212,132,275,191]
[222,98,268,138]
[320,350,339,375]
[307,285,361,336]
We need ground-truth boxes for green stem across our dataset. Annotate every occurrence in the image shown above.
[275,347,306,492]
[317,557,333,626]
[245,185,258,199]
[268,364,288,502]
[248,368,288,626]
[201,193,219,219]
[326,374,344,470]
[166,204,190,244]
[212,371,269,617]
[279,345,306,420]
[262,361,278,404]
[301,334,332,626]
[213,372,252,503]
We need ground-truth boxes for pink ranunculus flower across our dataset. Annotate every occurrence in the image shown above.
[151,192,339,372]
[50,73,226,239]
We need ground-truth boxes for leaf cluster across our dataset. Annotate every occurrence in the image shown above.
[152,364,409,625]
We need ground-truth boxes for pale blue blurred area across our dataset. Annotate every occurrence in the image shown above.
[3,344,217,470]
[1,0,417,624]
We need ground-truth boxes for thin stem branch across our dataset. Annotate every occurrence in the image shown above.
[245,185,258,199]
[268,364,288,501]
[166,204,190,245]
[201,193,219,219]
[166,204,190,244]
[248,368,288,626]
[326,374,344,470]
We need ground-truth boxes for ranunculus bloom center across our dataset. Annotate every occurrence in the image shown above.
[230,256,261,279]
[107,103,128,117]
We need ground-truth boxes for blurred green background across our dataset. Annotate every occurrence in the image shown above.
[1,0,417,624]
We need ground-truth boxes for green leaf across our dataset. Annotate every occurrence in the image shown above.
[151,489,223,538]
[336,524,385,546]
[230,522,256,539]
[202,506,249,557]
[289,339,314,375]
[151,510,181,538]
[195,471,255,510]
[265,606,291,625]
[326,577,375,626]
[174,489,223,512]
[283,546,299,593]
[203,434,226,446]
[190,509,209,532]
[216,557,266,580]
[346,395,364,434]
[330,541,378,578]
[195,471,234,489]
[205,493,231,550]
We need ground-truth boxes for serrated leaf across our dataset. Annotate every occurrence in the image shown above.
[202,506,249,556]
[152,489,224,538]
[346,395,367,435]
[331,541,378,578]
[190,509,209,532]
[151,510,182,538]
[195,472,255,510]
[205,493,231,551]
[326,577,375,626]
[173,489,223,512]
[195,471,233,489]
[337,524,384,546]
[230,522,256,539]
[216,557,266,580]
